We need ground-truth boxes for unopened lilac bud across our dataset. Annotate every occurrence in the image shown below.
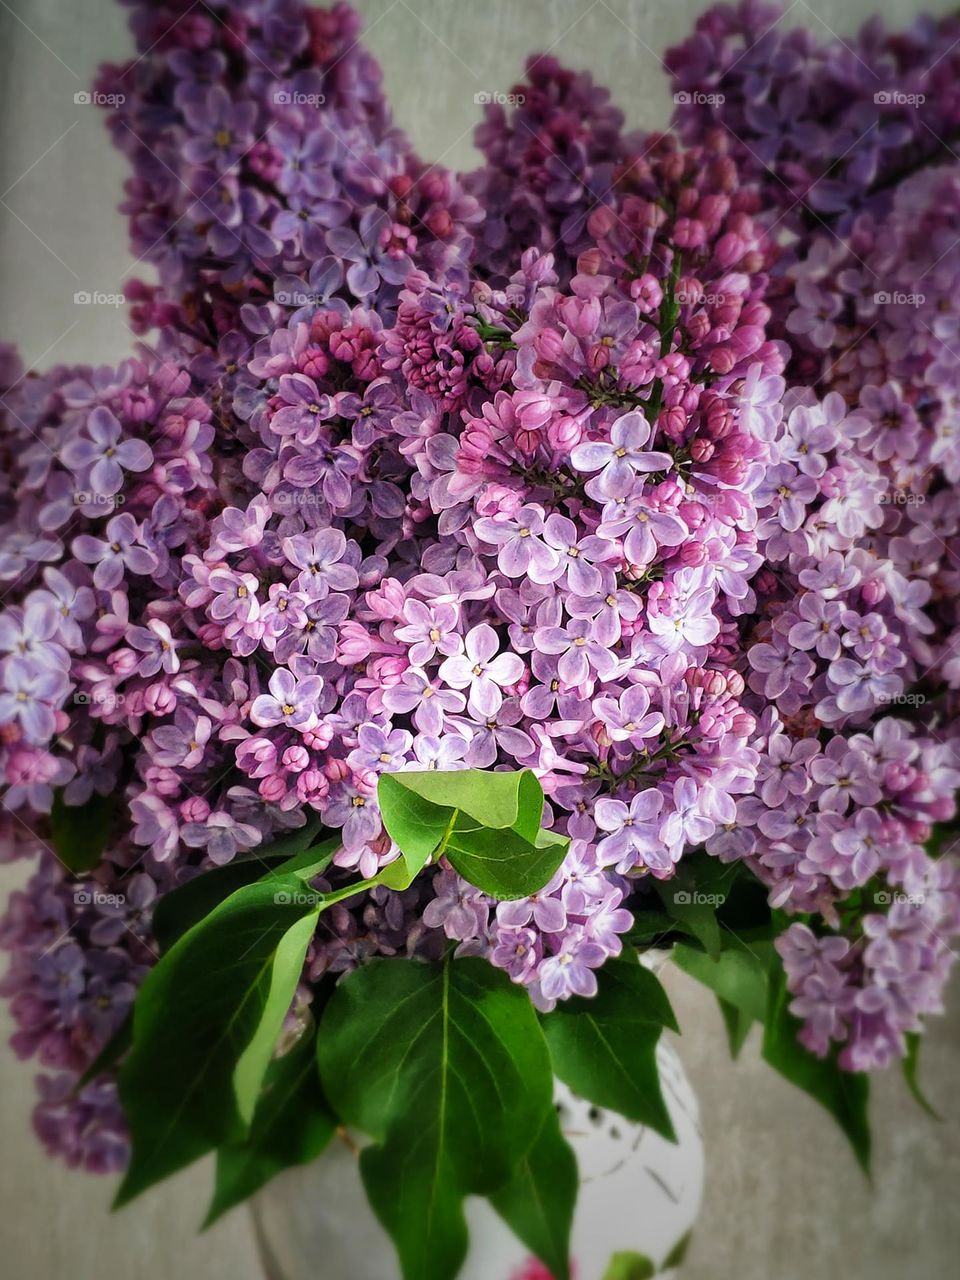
[259,774,287,803]
[282,745,310,772]
[108,648,139,678]
[180,796,210,823]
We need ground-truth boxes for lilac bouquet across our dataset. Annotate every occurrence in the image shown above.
[1,2,958,1277]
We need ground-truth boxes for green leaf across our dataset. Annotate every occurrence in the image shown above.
[50,789,114,873]
[672,942,770,1023]
[115,874,324,1207]
[674,938,775,1060]
[376,773,453,883]
[75,1014,132,1090]
[541,957,677,1139]
[317,956,554,1280]
[377,769,565,900]
[902,1031,940,1119]
[386,768,543,838]
[151,831,335,952]
[602,1250,656,1280]
[444,824,569,900]
[762,968,871,1173]
[717,997,753,1059]
[652,863,726,958]
[488,1106,577,1280]
[204,1030,335,1226]
[662,1228,693,1268]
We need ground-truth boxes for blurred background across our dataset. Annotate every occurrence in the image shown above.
[0,1,957,1276]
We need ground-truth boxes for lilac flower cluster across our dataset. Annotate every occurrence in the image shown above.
[175,129,780,1012]
[464,54,639,284]
[1,0,960,1175]
[666,0,960,230]
[669,5,960,1069]
[98,0,479,334]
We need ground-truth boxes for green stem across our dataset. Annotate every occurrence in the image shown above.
[320,875,382,908]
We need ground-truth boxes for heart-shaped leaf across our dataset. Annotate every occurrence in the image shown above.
[376,773,454,884]
[602,1252,656,1280]
[385,768,543,839]
[717,997,753,1058]
[318,956,554,1280]
[444,825,569,901]
[541,956,677,1139]
[653,867,724,959]
[672,941,771,1023]
[377,769,564,900]
[902,1031,940,1119]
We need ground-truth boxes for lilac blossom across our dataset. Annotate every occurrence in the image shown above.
[438,624,524,716]
[249,669,323,732]
[59,407,152,497]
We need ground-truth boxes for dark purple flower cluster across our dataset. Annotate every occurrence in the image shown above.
[666,0,960,227]
[98,0,479,334]
[463,54,639,285]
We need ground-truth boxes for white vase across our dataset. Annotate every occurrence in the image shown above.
[249,1036,703,1280]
